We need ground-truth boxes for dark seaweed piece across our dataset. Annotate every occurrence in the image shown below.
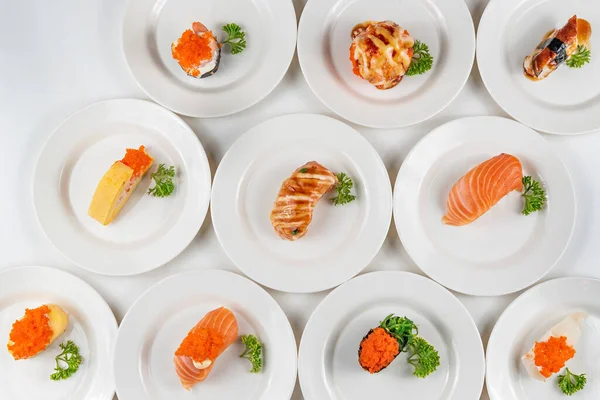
[547,38,567,64]
[199,47,221,78]
[358,329,400,373]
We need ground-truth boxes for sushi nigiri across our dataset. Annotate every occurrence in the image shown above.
[442,153,523,226]
[270,161,338,241]
[172,22,221,78]
[88,146,154,225]
[174,307,238,390]
[522,312,587,380]
[7,304,68,360]
[524,15,592,81]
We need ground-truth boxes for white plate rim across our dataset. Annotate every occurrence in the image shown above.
[121,0,297,118]
[297,0,476,129]
[477,0,600,135]
[210,113,393,293]
[113,268,298,400]
[0,265,118,400]
[485,276,600,400]
[32,98,212,276]
[297,270,486,400]
[392,116,576,296]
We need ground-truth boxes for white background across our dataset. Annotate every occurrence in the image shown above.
[1,1,600,399]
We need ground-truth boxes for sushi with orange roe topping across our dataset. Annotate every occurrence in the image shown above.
[522,312,587,381]
[172,22,221,79]
[88,145,154,225]
[174,307,239,390]
[358,327,400,373]
[7,304,68,360]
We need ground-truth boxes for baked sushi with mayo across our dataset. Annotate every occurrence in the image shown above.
[88,146,154,225]
[7,304,68,360]
[172,22,221,78]
[523,15,592,80]
[349,21,415,89]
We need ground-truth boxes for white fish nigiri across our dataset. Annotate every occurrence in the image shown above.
[522,312,587,381]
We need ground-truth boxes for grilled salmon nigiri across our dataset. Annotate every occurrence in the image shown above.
[442,153,523,226]
[524,15,592,81]
[174,307,239,390]
[7,304,68,360]
[270,161,338,240]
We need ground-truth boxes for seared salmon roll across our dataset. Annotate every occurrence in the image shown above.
[7,304,68,360]
[172,22,221,78]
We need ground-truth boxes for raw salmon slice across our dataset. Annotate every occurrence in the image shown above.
[174,307,239,390]
[442,153,523,226]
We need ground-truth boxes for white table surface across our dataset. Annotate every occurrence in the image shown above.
[1,1,599,399]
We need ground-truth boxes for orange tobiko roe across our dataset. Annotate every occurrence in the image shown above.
[534,336,576,378]
[171,29,216,77]
[121,146,153,178]
[359,327,400,373]
[7,305,53,360]
[175,327,225,362]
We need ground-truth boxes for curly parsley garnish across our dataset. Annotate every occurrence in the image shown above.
[222,23,247,55]
[50,341,83,381]
[147,164,176,198]
[566,45,591,69]
[330,172,356,206]
[558,368,586,395]
[240,334,263,373]
[406,40,434,76]
[521,176,546,215]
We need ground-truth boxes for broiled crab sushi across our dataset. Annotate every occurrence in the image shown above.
[523,15,592,81]
[172,22,221,78]
[349,21,414,90]
[358,327,400,373]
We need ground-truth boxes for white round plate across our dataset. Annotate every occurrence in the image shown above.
[393,116,575,296]
[0,266,117,400]
[297,0,475,128]
[122,0,296,117]
[33,99,211,276]
[478,0,600,134]
[211,114,392,293]
[114,269,297,400]
[487,277,600,400]
[298,271,485,400]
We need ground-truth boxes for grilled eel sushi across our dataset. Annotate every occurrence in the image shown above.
[524,15,592,81]
[270,161,338,241]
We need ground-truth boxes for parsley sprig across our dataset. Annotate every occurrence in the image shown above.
[222,23,247,55]
[50,341,83,381]
[147,164,176,198]
[521,176,546,215]
[331,172,356,206]
[406,40,434,76]
[240,334,263,373]
[558,368,586,395]
[566,45,591,69]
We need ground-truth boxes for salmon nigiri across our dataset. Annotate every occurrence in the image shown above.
[442,153,523,226]
[174,307,239,390]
